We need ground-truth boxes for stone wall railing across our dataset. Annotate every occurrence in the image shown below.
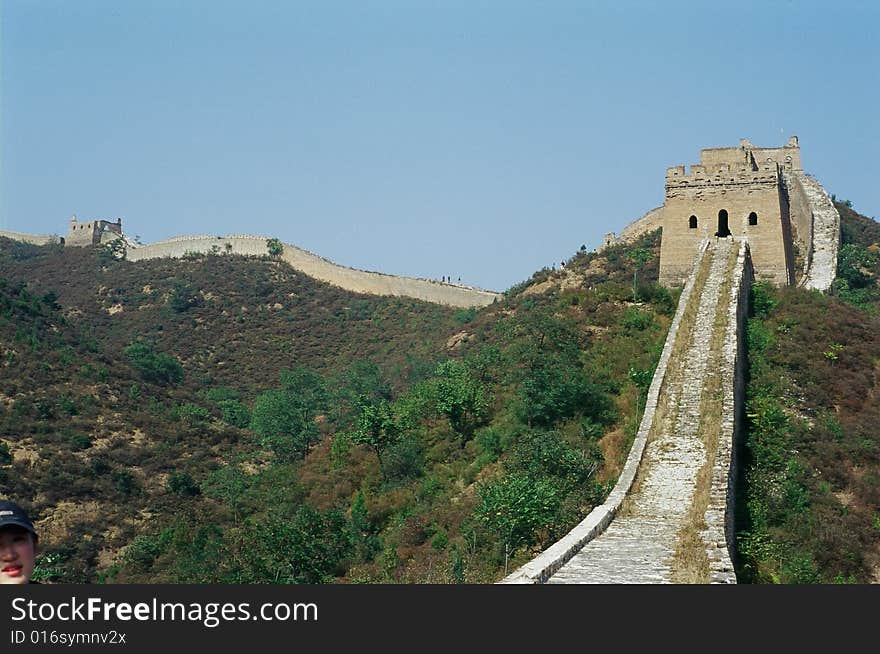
[501,239,711,584]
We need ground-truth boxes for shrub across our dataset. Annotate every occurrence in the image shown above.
[454,307,477,325]
[216,399,251,428]
[66,432,92,451]
[621,307,653,331]
[124,343,184,386]
[515,356,616,428]
[510,430,602,488]
[381,437,424,482]
[113,470,138,496]
[167,471,201,496]
[174,403,211,427]
[251,390,312,459]
[168,281,203,313]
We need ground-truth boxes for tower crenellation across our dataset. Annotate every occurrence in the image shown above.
[657,136,831,289]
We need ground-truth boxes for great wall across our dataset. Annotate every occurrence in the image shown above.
[503,137,841,583]
[0,221,503,309]
[1,138,842,583]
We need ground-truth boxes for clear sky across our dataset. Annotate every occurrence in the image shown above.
[2,1,878,292]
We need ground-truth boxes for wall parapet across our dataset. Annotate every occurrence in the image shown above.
[500,239,711,584]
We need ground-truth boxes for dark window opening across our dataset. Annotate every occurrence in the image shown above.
[748,211,758,226]
[689,215,698,229]
[716,209,731,237]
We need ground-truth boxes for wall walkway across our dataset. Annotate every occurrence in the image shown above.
[503,237,751,584]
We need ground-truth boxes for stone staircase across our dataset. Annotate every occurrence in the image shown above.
[543,238,738,584]
[795,173,841,292]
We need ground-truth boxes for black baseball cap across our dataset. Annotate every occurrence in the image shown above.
[0,500,37,540]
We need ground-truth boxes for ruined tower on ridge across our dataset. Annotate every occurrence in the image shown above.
[65,215,124,247]
[658,137,840,290]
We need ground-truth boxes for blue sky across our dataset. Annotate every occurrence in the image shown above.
[2,1,877,291]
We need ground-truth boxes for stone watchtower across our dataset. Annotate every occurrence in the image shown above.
[66,215,124,247]
[659,137,804,287]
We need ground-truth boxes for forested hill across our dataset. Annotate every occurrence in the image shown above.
[3,198,877,585]
[736,200,880,583]
[0,230,674,582]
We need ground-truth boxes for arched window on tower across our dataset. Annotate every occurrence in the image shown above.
[689,215,698,229]
[748,211,758,226]
[716,210,731,237]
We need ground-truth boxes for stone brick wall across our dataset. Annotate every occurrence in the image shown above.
[0,230,60,246]
[600,206,664,251]
[782,171,814,282]
[792,173,841,291]
[127,235,502,308]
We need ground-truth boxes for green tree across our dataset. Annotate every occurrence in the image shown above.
[510,430,602,489]
[216,399,251,428]
[250,367,328,461]
[331,360,392,425]
[266,238,284,258]
[201,465,248,521]
[251,390,320,461]
[167,471,200,496]
[432,359,491,442]
[516,355,615,428]
[0,442,11,465]
[627,247,653,301]
[348,396,404,477]
[475,473,561,574]
[837,243,877,289]
[243,507,349,583]
[348,490,380,563]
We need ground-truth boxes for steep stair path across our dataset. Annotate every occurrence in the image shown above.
[504,237,749,584]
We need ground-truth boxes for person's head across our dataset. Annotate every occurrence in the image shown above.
[0,500,38,584]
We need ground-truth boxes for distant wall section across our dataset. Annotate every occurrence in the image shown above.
[127,235,502,308]
[0,230,60,246]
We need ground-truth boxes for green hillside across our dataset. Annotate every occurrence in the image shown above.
[736,200,880,583]
[0,230,673,583]
[5,202,876,585]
